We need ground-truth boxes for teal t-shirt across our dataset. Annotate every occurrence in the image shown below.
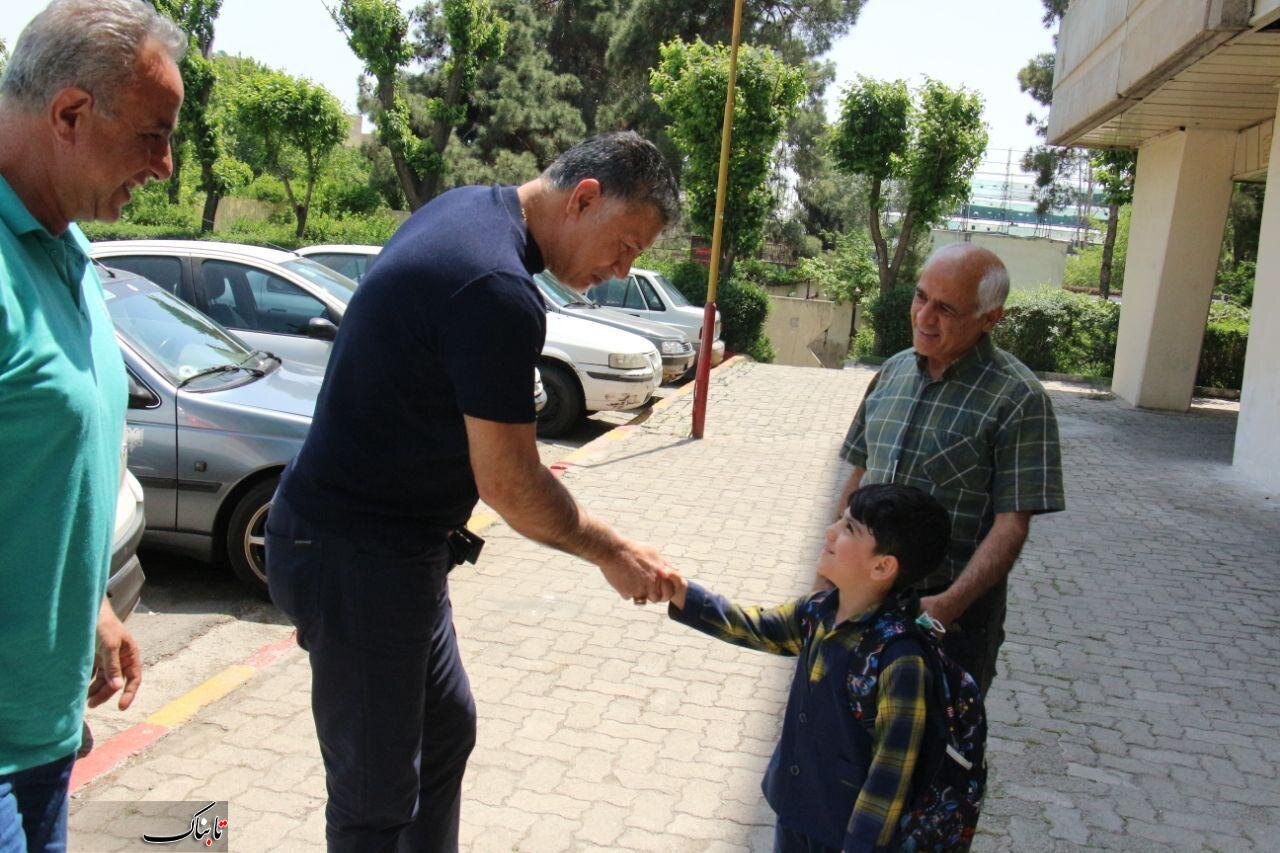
[0,176,127,774]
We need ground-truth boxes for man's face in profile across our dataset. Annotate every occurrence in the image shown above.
[548,181,663,290]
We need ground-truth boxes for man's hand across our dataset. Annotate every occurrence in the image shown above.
[919,593,962,629]
[597,539,677,603]
[88,599,141,711]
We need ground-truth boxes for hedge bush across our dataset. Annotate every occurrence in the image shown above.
[850,285,915,358]
[991,287,1119,376]
[82,210,403,250]
[1198,310,1250,389]
[849,284,1250,390]
[668,260,774,362]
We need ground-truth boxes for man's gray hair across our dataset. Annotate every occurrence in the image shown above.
[976,263,1010,314]
[543,131,681,227]
[923,243,1010,314]
[0,0,186,114]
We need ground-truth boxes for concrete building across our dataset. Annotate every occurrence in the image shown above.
[1049,0,1280,492]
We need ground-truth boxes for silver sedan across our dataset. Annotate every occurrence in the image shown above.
[102,268,320,597]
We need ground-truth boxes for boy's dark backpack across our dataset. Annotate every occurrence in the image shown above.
[846,602,987,851]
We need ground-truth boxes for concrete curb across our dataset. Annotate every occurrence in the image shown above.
[71,356,750,793]
[70,633,299,793]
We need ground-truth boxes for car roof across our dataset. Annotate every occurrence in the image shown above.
[296,244,382,255]
[90,239,299,264]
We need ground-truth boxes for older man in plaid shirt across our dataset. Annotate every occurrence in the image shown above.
[831,243,1066,693]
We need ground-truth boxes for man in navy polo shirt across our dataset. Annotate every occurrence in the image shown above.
[266,132,681,852]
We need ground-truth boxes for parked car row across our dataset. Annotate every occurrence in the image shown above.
[93,238,726,596]
[292,243,723,432]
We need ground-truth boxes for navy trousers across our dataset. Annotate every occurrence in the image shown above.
[265,496,476,853]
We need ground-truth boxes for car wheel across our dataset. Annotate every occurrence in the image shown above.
[536,362,583,438]
[226,477,277,599]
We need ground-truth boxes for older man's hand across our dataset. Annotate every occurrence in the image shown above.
[919,593,963,629]
[88,599,142,711]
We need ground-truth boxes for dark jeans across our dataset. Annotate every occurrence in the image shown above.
[938,580,1008,695]
[773,822,838,852]
[265,496,476,853]
[0,753,74,853]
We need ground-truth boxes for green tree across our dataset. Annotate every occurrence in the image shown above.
[448,0,585,185]
[1016,51,1088,221]
[1092,149,1136,300]
[0,37,8,78]
[597,0,867,170]
[332,0,507,210]
[830,77,987,304]
[230,71,347,236]
[545,0,622,134]
[150,1,250,231]
[650,38,806,274]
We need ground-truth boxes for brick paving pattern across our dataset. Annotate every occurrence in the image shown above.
[69,362,1280,851]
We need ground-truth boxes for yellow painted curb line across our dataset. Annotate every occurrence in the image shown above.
[146,665,255,728]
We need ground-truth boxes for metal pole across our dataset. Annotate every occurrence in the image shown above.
[691,0,745,440]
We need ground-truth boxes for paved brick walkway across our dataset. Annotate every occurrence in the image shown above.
[69,361,1280,851]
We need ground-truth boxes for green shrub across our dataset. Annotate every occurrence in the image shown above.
[669,259,710,303]
[1214,261,1254,308]
[744,332,776,363]
[120,182,200,228]
[850,324,876,359]
[243,175,289,204]
[1197,316,1250,389]
[83,211,404,250]
[860,285,915,357]
[719,277,772,358]
[992,287,1119,376]
[665,260,772,362]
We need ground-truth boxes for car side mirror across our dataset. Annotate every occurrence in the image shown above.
[127,373,158,409]
[306,317,338,341]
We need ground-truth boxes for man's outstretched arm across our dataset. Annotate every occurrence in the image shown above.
[465,416,676,602]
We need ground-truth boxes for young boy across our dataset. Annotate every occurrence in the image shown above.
[666,484,955,852]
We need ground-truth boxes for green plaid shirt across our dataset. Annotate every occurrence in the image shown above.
[671,585,928,849]
[842,335,1065,588]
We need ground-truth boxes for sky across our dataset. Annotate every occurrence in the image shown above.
[0,0,1055,156]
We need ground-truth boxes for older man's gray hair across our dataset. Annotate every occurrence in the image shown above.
[923,243,1011,314]
[543,131,681,227]
[0,0,185,115]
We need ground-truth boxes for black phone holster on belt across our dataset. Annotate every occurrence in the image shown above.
[445,527,484,567]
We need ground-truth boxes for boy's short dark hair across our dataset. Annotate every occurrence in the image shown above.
[847,484,951,592]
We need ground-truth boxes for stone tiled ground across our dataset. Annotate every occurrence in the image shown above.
[70,362,1280,851]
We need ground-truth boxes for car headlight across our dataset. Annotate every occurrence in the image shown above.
[609,352,650,370]
[659,340,687,355]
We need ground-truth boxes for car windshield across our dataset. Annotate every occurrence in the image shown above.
[536,273,595,308]
[280,258,359,303]
[652,273,691,307]
[104,280,258,386]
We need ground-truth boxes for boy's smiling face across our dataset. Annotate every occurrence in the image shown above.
[816,509,897,595]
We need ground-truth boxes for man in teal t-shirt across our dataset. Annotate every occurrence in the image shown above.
[0,2,184,849]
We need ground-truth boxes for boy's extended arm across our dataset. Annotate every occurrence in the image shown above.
[844,654,930,852]
[667,581,806,657]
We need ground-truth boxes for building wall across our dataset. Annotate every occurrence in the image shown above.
[213,197,276,231]
[763,296,852,369]
[931,231,1070,289]
[1048,0,1251,146]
